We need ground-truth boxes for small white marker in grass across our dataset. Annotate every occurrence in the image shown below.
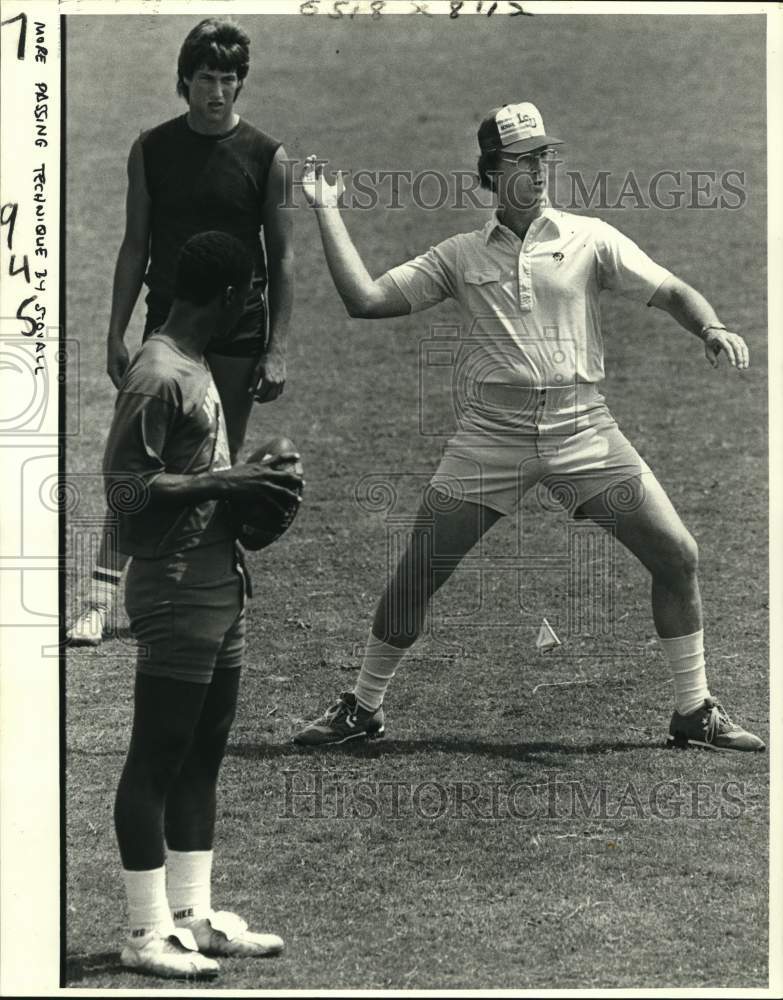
[536,617,561,653]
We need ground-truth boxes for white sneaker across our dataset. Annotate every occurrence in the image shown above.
[67,605,108,647]
[179,909,284,958]
[120,927,220,980]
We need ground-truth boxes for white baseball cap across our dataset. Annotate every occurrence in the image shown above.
[478,102,563,154]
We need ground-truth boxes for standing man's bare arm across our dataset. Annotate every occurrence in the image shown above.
[302,156,411,319]
[106,138,151,388]
[252,145,295,403]
[649,274,749,370]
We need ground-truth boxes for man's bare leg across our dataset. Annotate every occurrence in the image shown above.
[294,496,503,745]
[577,474,764,750]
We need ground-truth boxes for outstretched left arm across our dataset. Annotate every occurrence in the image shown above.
[649,274,749,370]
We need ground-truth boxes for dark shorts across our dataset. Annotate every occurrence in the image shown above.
[143,283,268,358]
[125,540,249,684]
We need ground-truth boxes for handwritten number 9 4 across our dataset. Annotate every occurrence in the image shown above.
[1,204,39,336]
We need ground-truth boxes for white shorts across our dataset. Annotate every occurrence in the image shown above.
[431,383,655,517]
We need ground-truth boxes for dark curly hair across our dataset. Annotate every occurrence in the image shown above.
[174,232,252,306]
[176,18,251,102]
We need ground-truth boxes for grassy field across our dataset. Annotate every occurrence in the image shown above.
[64,12,769,990]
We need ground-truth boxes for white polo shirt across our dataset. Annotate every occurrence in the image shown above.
[387,208,671,390]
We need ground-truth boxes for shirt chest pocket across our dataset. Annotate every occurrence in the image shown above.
[464,268,502,286]
[463,267,514,308]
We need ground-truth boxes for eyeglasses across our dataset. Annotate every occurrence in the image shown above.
[498,149,558,169]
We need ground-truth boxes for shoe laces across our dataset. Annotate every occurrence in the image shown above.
[703,698,736,740]
[323,694,357,725]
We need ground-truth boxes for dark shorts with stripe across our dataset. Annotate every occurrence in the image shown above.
[125,540,250,684]
[143,282,268,358]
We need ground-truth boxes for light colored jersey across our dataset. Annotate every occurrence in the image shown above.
[102,335,233,558]
[387,209,670,391]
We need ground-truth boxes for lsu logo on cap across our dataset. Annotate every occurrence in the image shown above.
[496,103,544,146]
[478,100,563,153]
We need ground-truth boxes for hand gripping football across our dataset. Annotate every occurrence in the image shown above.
[231,435,304,551]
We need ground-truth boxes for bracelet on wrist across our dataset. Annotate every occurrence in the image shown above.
[700,324,727,338]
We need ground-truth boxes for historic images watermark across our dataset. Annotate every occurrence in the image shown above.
[286,159,747,212]
[279,772,750,822]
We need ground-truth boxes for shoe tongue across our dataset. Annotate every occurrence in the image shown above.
[341,692,357,707]
[168,927,198,952]
[209,910,247,940]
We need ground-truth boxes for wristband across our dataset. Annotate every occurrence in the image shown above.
[701,324,727,338]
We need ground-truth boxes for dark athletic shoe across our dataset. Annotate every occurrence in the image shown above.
[667,697,765,752]
[293,692,385,747]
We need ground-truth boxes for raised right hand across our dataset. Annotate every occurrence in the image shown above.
[301,154,345,208]
[107,337,130,388]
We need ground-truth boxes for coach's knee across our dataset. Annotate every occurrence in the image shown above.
[655,530,699,583]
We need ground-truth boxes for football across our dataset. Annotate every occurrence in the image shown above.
[230,434,304,551]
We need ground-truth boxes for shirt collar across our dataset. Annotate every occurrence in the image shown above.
[484,206,561,244]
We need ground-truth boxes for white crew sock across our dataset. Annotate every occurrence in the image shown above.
[353,633,408,712]
[167,849,213,923]
[90,566,121,611]
[122,866,174,940]
[657,629,711,716]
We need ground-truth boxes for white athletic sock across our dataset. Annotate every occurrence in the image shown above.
[122,866,174,940]
[353,633,408,712]
[167,849,213,923]
[90,566,121,611]
[657,629,711,716]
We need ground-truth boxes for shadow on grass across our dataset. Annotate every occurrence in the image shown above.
[65,951,121,982]
[226,736,658,762]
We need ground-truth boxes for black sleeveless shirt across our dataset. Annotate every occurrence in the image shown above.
[140,115,281,300]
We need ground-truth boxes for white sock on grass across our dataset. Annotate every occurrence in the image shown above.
[90,566,121,611]
[122,866,174,940]
[657,629,711,715]
[353,633,408,712]
[167,849,213,923]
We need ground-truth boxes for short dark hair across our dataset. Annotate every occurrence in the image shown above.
[477,149,502,193]
[174,232,252,306]
[176,18,251,101]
